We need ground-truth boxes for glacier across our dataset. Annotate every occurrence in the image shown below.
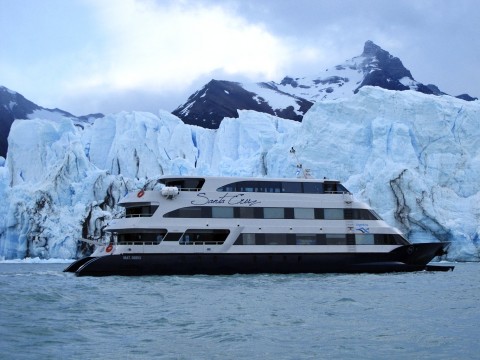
[0,86,479,261]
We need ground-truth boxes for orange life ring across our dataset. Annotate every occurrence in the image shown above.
[137,189,145,198]
[106,244,113,252]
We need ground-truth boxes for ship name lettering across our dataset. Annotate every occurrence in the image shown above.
[191,193,260,207]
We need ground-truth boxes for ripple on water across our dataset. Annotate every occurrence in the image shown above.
[0,262,478,360]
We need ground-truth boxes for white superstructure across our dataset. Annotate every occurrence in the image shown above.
[65,176,451,275]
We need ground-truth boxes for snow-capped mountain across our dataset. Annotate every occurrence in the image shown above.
[172,79,312,129]
[1,87,479,261]
[173,41,477,128]
[0,86,103,158]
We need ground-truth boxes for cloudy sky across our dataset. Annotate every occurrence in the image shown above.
[1,0,479,116]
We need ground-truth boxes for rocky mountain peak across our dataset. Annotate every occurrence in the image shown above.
[361,40,384,57]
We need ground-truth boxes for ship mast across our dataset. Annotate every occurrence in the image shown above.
[289,147,313,179]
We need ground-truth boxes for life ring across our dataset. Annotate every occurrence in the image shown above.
[137,189,145,198]
[106,244,113,253]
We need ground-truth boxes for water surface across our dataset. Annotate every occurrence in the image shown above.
[0,262,478,359]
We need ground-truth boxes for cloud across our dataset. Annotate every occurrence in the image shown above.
[71,0,311,96]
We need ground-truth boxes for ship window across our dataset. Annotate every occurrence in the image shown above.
[174,207,202,218]
[294,208,315,219]
[237,207,256,218]
[336,184,349,193]
[370,210,383,220]
[241,233,256,245]
[303,182,324,194]
[324,209,344,220]
[234,233,262,245]
[238,181,255,192]
[347,234,355,245]
[263,207,284,219]
[163,178,204,191]
[316,234,327,245]
[314,208,324,219]
[374,234,401,245]
[326,234,347,245]
[264,182,282,193]
[217,181,284,193]
[281,182,302,193]
[324,182,336,193]
[117,230,167,245]
[163,232,183,241]
[235,233,354,245]
[180,229,229,245]
[394,234,409,245]
[355,234,374,245]
[212,207,234,218]
[350,209,379,220]
[296,234,317,245]
[284,208,294,219]
[373,234,409,245]
[265,234,287,245]
[218,183,236,192]
[125,205,158,218]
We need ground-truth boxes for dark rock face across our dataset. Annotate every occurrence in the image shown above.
[456,94,478,101]
[172,80,313,129]
[355,40,432,94]
[0,86,41,158]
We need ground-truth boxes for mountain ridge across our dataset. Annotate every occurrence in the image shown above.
[173,40,477,128]
[1,41,478,157]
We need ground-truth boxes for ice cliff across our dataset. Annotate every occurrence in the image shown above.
[0,87,479,260]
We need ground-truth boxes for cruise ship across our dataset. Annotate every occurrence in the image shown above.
[64,175,453,276]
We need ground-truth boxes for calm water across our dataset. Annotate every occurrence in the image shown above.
[0,262,478,360]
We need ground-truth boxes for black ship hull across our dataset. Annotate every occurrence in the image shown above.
[64,242,453,276]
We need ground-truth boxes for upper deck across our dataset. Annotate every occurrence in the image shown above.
[158,176,350,194]
[117,176,352,210]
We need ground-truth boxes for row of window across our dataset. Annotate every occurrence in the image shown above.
[115,230,408,246]
[116,230,228,245]
[164,206,380,220]
[217,180,348,194]
[234,233,408,246]
[157,178,350,194]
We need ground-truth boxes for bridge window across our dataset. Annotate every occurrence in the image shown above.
[162,178,204,191]
[303,182,324,194]
[281,182,302,193]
